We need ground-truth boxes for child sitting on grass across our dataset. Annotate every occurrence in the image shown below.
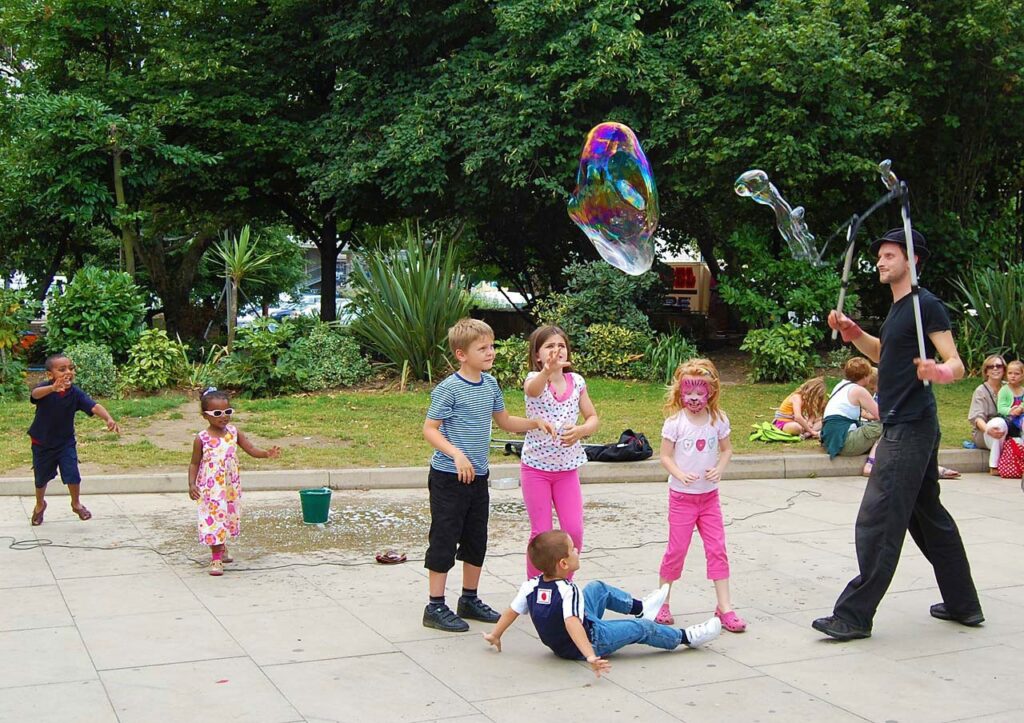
[482,530,721,677]
[773,377,826,439]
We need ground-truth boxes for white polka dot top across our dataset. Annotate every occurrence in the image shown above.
[522,372,588,471]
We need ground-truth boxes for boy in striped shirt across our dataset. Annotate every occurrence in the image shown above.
[422,318,557,632]
[483,530,721,676]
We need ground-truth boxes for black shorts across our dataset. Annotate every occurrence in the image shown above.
[424,467,490,572]
[32,444,81,489]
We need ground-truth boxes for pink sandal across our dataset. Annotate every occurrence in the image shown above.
[654,603,674,625]
[716,607,747,632]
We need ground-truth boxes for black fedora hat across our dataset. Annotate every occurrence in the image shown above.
[868,227,930,260]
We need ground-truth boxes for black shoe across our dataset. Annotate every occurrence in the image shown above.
[930,603,984,627]
[811,615,871,641]
[422,604,469,632]
[456,596,500,623]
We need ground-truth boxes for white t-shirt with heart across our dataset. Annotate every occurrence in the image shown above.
[661,410,731,494]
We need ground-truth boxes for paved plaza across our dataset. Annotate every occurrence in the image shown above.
[1,472,1023,722]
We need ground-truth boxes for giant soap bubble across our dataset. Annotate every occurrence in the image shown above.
[568,122,659,275]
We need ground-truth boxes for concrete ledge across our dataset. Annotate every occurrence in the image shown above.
[0,449,992,495]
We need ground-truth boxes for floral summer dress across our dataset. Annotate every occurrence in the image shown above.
[195,425,241,545]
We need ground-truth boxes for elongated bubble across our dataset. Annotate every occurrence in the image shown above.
[734,169,822,266]
[568,122,659,275]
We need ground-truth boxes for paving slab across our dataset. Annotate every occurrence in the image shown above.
[0,472,1020,721]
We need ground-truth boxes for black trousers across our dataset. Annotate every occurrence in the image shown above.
[424,467,490,573]
[834,414,982,629]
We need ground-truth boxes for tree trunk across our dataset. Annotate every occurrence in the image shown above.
[226,279,238,351]
[111,149,136,276]
[318,213,340,321]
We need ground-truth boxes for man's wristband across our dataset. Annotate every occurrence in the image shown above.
[840,322,864,343]
[932,363,955,384]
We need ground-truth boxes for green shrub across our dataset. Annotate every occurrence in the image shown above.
[952,264,1024,374]
[534,261,660,348]
[65,341,118,398]
[285,322,373,391]
[350,224,471,383]
[46,267,146,360]
[575,323,652,379]
[119,329,189,392]
[645,332,700,384]
[825,345,853,371]
[0,358,28,400]
[740,324,821,383]
[213,318,295,397]
[491,336,529,389]
[717,225,850,327]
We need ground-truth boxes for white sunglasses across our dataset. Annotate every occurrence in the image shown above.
[203,408,235,417]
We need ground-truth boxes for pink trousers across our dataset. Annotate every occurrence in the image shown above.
[521,464,584,579]
[659,488,730,581]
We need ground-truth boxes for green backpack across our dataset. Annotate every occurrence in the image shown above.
[748,421,802,443]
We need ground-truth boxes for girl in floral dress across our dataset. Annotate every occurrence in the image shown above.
[188,388,280,576]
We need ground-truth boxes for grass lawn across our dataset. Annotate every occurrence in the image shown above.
[0,376,979,474]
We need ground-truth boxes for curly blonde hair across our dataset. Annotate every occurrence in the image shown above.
[664,358,724,422]
[794,377,827,420]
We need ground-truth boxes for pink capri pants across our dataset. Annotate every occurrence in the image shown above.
[521,464,584,579]
[659,488,730,581]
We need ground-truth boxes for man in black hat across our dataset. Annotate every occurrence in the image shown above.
[812,227,983,640]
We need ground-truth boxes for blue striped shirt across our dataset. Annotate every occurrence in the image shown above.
[427,372,505,474]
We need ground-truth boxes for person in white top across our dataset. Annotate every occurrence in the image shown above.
[653,358,746,633]
[520,326,599,579]
[820,357,882,475]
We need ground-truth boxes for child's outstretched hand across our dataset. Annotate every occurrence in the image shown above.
[482,630,502,652]
[586,655,611,677]
[266,445,281,458]
[188,481,200,501]
[106,418,121,434]
[543,348,570,375]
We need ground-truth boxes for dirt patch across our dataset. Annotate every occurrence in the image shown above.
[709,348,751,385]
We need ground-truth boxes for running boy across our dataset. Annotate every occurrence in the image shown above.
[29,353,120,525]
[483,530,722,676]
[423,318,557,632]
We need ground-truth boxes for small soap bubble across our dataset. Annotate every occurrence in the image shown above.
[568,122,659,275]
[734,169,822,266]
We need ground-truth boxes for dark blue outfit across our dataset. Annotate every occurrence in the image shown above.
[832,289,982,629]
[27,383,96,488]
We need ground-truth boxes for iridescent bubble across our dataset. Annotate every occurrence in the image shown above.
[568,122,659,275]
[734,169,822,267]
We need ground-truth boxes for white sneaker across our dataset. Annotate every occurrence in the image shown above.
[640,584,670,621]
[683,616,722,647]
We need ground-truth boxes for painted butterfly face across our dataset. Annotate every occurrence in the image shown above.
[681,377,709,413]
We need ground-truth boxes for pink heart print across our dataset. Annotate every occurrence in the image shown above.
[696,439,706,452]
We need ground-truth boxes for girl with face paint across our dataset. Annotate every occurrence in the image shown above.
[653,359,746,633]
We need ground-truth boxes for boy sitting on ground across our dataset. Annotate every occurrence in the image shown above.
[483,530,722,677]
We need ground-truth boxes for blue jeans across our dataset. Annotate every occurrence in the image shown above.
[584,581,682,657]
[833,415,981,629]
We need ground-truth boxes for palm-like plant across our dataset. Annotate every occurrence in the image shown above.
[952,264,1024,372]
[212,225,278,351]
[350,223,471,385]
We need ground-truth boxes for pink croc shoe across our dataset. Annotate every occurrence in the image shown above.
[716,607,746,632]
[654,603,674,625]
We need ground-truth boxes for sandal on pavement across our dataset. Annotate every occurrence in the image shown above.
[375,550,407,565]
[31,501,47,526]
[222,548,234,564]
[938,466,961,480]
[208,560,224,576]
[71,504,92,521]
[716,607,747,633]
[862,456,875,477]
[654,603,674,625]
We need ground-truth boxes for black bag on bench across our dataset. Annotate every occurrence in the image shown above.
[584,429,654,462]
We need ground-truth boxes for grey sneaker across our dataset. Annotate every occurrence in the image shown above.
[423,604,469,632]
[683,616,722,648]
[456,596,500,623]
[640,584,670,621]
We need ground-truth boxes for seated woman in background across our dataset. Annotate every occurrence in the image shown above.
[773,377,826,439]
[970,355,1009,475]
[820,358,881,475]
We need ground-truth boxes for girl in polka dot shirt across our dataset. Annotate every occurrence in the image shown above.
[520,325,600,579]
